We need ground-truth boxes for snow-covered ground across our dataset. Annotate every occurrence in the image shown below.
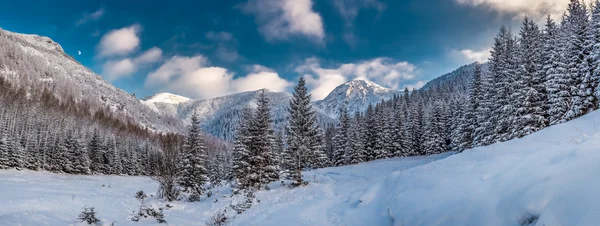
[2,110,600,226]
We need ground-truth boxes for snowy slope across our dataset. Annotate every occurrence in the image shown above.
[0,154,448,226]
[143,89,336,141]
[3,108,600,225]
[0,29,182,133]
[313,80,402,118]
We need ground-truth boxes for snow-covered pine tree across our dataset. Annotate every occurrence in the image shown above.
[178,111,209,201]
[493,26,519,142]
[401,88,416,155]
[363,104,377,161]
[332,106,350,166]
[587,0,600,109]
[460,63,481,149]
[247,90,280,189]
[513,17,547,138]
[88,129,102,173]
[410,90,424,155]
[422,102,447,155]
[232,107,253,189]
[474,63,495,146]
[373,104,389,159]
[391,101,405,157]
[545,16,571,125]
[349,110,366,164]
[285,77,327,186]
[565,0,591,120]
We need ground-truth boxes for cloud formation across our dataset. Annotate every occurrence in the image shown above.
[453,48,491,63]
[102,47,163,80]
[76,8,105,25]
[97,24,141,57]
[146,56,291,99]
[296,57,418,100]
[454,0,572,19]
[242,0,325,42]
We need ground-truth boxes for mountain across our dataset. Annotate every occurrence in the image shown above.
[143,80,403,141]
[313,80,403,118]
[0,28,182,133]
[143,89,337,141]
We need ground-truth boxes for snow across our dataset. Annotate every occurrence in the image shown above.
[143,93,191,105]
[314,79,402,119]
[3,109,600,225]
[1,29,182,134]
[142,89,336,141]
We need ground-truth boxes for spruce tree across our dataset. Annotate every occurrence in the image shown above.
[178,112,209,201]
[514,17,547,137]
[349,110,366,164]
[544,15,570,125]
[332,107,350,166]
[232,108,253,189]
[285,78,326,186]
[247,90,279,188]
[565,0,591,120]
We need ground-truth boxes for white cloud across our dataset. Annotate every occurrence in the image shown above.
[454,0,573,19]
[233,65,291,92]
[453,48,491,63]
[242,0,325,42]
[76,8,105,25]
[102,59,135,81]
[97,24,141,57]
[134,47,163,64]
[296,57,418,100]
[406,80,427,90]
[102,47,163,80]
[146,56,291,99]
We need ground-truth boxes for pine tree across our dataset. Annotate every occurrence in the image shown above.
[348,110,366,164]
[391,101,405,157]
[461,63,481,149]
[332,107,350,166]
[88,129,102,173]
[514,17,547,137]
[285,78,326,186]
[247,90,279,189]
[232,108,253,189]
[363,104,377,161]
[588,0,600,108]
[493,26,519,142]
[545,15,571,125]
[178,112,209,201]
[565,0,591,120]
[423,102,447,155]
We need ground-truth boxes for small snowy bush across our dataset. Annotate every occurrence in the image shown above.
[78,207,100,225]
[130,190,167,224]
[206,209,229,226]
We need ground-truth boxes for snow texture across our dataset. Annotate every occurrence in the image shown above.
[3,108,600,225]
[314,80,402,119]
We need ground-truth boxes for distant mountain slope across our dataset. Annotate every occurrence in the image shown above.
[0,28,182,133]
[143,90,337,141]
[420,62,488,95]
[314,80,403,118]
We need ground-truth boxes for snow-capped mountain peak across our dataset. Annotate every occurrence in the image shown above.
[314,79,402,118]
[143,92,191,104]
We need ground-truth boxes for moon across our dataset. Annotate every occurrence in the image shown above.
[78,51,82,56]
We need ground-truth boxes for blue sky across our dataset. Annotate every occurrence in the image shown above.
[0,0,571,100]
